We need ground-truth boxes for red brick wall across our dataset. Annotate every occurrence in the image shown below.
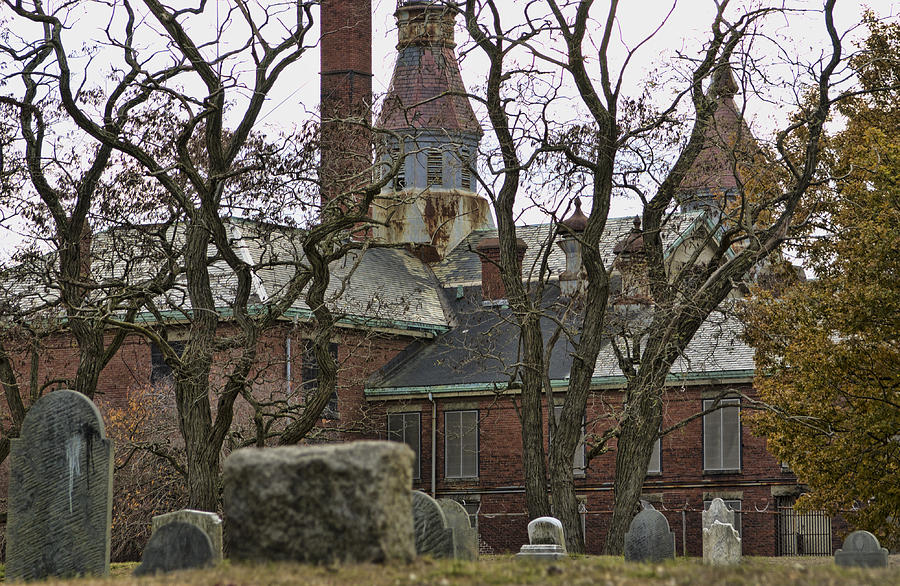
[374,384,809,556]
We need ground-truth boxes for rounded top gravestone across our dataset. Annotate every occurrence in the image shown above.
[624,508,676,563]
[6,390,114,581]
[134,521,215,576]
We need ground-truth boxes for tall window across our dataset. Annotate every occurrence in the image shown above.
[703,398,741,471]
[553,405,586,475]
[388,412,421,480]
[150,341,185,386]
[648,434,661,474]
[302,340,339,418]
[445,410,478,479]
[426,150,443,186]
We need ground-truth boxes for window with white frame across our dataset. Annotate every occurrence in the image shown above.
[553,405,586,475]
[387,412,421,480]
[445,410,478,478]
[703,398,741,471]
[703,499,742,536]
[648,433,661,474]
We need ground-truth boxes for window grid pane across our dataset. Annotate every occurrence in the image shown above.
[704,398,740,471]
[648,436,661,473]
[388,413,421,480]
[445,410,478,479]
[553,405,586,474]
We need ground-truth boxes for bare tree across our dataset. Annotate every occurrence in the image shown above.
[459,0,849,553]
[1,0,389,511]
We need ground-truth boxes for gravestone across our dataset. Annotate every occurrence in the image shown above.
[5,390,114,581]
[834,530,889,568]
[134,521,215,576]
[702,498,735,531]
[624,509,675,562]
[437,498,478,560]
[412,491,454,558]
[224,441,415,564]
[516,516,567,560]
[703,520,741,566]
[152,509,223,563]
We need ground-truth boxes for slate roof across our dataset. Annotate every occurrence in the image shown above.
[3,219,450,334]
[430,212,709,286]
[366,284,577,391]
[377,44,481,134]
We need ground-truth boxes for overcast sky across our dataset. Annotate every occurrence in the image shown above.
[0,0,895,255]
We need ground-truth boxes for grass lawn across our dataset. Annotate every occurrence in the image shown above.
[0,555,898,585]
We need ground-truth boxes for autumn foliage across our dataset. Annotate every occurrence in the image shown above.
[100,384,186,562]
[743,16,900,548]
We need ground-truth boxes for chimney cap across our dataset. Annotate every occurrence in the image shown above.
[612,216,644,255]
[559,197,589,233]
[476,236,527,251]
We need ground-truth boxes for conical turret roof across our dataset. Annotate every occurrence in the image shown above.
[377,2,482,135]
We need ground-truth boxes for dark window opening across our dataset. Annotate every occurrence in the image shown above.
[150,341,185,386]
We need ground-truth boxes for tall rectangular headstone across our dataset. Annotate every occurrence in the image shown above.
[6,390,114,581]
[703,520,741,566]
[412,491,454,558]
[437,498,478,560]
[624,509,675,562]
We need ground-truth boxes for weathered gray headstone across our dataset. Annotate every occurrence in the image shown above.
[834,530,889,568]
[624,509,675,562]
[702,498,735,532]
[703,520,741,566]
[224,441,415,564]
[437,498,478,560]
[152,509,223,563]
[5,390,114,581]
[516,516,567,560]
[412,491,454,558]
[134,521,215,576]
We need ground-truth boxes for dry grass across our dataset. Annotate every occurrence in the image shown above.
[1,555,899,585]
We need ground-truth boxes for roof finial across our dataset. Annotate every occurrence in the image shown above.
[560,197,589,233]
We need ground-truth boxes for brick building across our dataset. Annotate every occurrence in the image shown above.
[0,0,838,558]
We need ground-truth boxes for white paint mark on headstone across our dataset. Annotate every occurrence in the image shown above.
[66,433,82,513]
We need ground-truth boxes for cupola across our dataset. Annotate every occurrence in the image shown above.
[557,198,588,297]
[612,217,652,305]
[372,1,494,261]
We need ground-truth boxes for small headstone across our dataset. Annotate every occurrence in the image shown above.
[834,530,889,568]
[437,498,478,560]
[5,390,114,581]
[224,441,415,564]
[152,509,223,563]
[517,517,567,560]
[624,509,675,562]
[134,521,215,576]
[703,520,741,566]
[702,498,735,531]
[412,491,454,558]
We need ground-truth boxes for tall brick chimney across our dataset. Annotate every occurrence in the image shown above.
[477,237,527,303]
[320,0,373,209]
